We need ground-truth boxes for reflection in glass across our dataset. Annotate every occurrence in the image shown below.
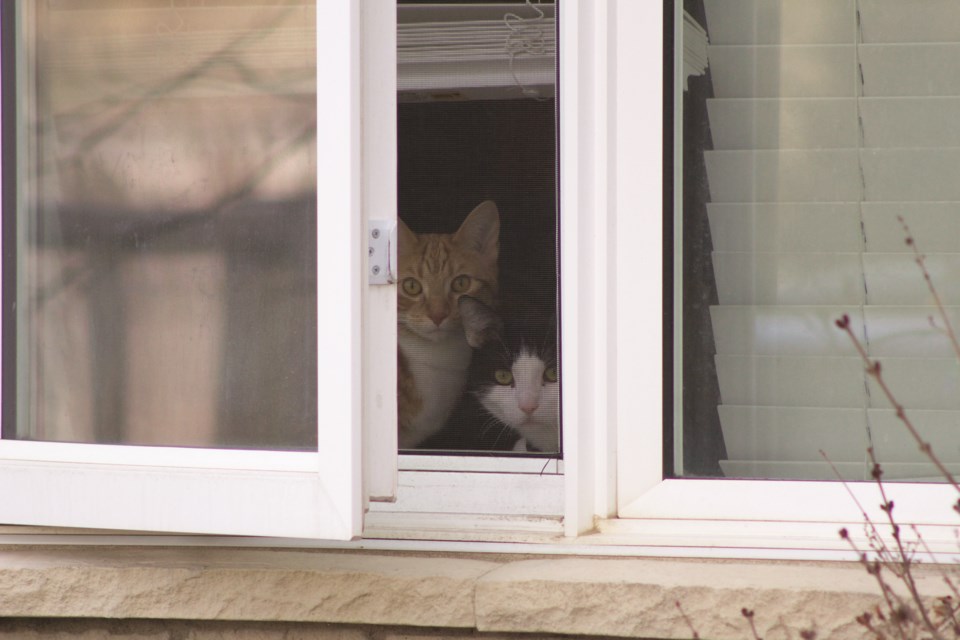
[6,1,317,449]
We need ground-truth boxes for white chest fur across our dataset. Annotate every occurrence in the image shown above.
[398,327,473,448]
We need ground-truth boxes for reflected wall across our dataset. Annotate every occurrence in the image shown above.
[6,1,318,449]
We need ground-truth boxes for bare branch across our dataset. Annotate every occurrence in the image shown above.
[675,601,701,640]
[899,216,960,364]
[835,314,960,494]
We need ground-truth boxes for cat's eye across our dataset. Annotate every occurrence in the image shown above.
[401,278,423,296]
[451,274,472,293]
[544,367,558,383]
[494,370,514,386]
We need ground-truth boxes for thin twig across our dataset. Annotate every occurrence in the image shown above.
[841,528,912,640]
[741,608,763,640]
[866,450,944,639]
[913,526,960,636]
[855,610,887,640]
[820,450,888,550]
[675,601,700,640]
[835,315,960,495]
[899,215,960,364]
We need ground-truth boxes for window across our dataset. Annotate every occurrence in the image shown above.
[0,0,666,547]
[616,0,960,557]
[5,0,954,558]
[0,0,363,540]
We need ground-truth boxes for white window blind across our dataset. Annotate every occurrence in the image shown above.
[698,0,960,481]
[397,2,555,100]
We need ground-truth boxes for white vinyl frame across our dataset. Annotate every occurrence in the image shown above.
[361,0,399,504]
[0,0,363,540]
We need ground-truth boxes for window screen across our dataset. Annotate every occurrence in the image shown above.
[3,0,317,450]
[678,0,960,481]
[396,1,559,456]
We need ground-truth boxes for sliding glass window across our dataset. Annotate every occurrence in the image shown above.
[677,0,960,482]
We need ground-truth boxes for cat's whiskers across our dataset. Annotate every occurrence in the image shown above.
[478,414,504,438]
[488,420,514,450]
[477,414,514,449]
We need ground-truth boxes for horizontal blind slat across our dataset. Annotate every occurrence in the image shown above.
[704,0,960,46]
[705,149,960,202]
[713,305,960,357]
[703,0,854,46]
[707,98,960,150]
[716,355,960,410]
[720,406,960,466]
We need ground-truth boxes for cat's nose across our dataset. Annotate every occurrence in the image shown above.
[519,398,539,415]
[428,311,448,327]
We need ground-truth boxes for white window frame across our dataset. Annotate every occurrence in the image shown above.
[0,0,363,540]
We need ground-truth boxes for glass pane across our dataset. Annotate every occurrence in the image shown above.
[4,1,317,450]
[396,1,560,455]
[677,0,960,481]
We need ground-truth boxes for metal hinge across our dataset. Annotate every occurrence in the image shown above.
[368,220,398,284]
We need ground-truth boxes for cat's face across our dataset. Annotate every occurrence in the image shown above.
[398,201,499,342]
[476,349,559,452]
[465,300,559,453]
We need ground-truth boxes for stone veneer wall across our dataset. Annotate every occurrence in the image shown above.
[0,547,941,640]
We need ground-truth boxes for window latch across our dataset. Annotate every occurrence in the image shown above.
[368,220,397,285]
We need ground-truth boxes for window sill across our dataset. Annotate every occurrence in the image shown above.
[0,546,928,639]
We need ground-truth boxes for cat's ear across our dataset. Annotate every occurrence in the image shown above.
[458,295,503,348]
[454,200,499,259]
[398,218,417,249]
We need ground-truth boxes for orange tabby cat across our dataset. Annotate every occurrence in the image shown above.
[397,201,500,448]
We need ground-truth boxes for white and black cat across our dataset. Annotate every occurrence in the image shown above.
[457,295,560,453]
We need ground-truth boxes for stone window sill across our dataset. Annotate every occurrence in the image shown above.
[0,546,932,639]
